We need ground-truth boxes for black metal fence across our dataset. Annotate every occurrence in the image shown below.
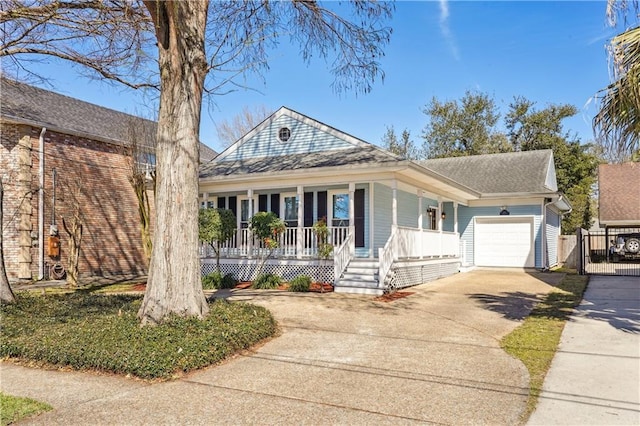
[578,228,640,277]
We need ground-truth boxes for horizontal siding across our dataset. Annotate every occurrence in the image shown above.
[397,188,419,228]
[225,115,354,161]
[546,208,560,267]
[373,183,392,253]
[458,204,543,268]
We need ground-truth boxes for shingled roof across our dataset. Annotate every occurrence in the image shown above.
[419,150,557,195]
[598,162,640,226]
[200,145,400,178]
[0,77,217,161]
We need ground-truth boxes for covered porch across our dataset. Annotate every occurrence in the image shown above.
[199,173,474,294]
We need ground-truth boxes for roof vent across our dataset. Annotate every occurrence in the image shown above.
[278,127,291,142]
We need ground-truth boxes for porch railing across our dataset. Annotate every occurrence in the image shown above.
[378,226,460,287]
[201,225,350,259]
[333,232,353,283]
[378,227,397,288]
[396,226,459,258]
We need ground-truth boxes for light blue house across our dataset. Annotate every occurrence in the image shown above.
[199,107,571,294]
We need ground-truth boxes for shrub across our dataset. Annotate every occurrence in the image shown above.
[288,275,311,292]
[202,272,238,290]
[0,292,277,380]
[252,273,281,289]
[220,273,238,289]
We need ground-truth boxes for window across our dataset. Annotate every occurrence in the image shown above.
[278,127,291,142]
[426,207,438,230]
[135,151,156,179]
[240,198,255,228]
[282,195,299,226]
[330,192,349,227]
[207,193,215,209]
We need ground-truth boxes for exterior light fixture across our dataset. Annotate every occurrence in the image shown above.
[441,211,446,220]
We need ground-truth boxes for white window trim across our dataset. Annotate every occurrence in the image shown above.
[280,192,299,223]
[328,189,350,226]
[238,195,257,228]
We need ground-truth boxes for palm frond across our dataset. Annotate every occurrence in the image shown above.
[594,25,640,159]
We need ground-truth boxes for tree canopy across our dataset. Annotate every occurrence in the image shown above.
[381,126,418,159]
[421,90,512,158]
[414,91,600,232]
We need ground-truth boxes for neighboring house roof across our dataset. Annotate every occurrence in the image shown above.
[598,162,640,226]
[0,77,217,161]
[419,150,558,195]
[199,144,218,162]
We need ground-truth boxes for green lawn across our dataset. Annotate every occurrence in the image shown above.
[0,292,277,380]
[0,392,52,425]
[501,272,588,423]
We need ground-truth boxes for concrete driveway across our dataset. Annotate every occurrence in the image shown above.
[1,269,563,425]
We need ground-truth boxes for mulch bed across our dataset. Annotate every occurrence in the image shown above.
[374,291,414,302]
[236,282,333,292]
[126,281,334,293]
[131,282,147,291]
[309,283,334,293]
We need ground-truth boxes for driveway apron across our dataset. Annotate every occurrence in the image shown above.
[1,269,563,425]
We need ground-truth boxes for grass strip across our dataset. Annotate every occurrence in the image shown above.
[501,273,588,424]
[0,392,52,425]
[1,292,277,380]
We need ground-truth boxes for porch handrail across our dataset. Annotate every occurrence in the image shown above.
[395,226,459,258]
[378,227,397,288]
[333,232,353,282]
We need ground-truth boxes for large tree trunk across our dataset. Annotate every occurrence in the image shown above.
[0,179,16,303]
[138,1,210,324]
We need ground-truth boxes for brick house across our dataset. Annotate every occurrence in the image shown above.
[1,78,217,281]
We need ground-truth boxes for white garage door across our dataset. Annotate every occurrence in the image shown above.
[474,217,535,267]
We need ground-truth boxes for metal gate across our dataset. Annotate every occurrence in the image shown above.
[577,228,640,276]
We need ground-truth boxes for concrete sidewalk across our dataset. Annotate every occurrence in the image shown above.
[528,275,640,425]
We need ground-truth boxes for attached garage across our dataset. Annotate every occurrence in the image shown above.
[474,216,535,267]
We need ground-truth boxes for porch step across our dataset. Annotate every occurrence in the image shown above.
[335,259,383,295]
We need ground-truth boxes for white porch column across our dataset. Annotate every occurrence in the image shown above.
[297,185,304,259]
[418,190,424,260]
[392,181,398,230]
[453,202,459,234]
[437,197,443,258]
[247,189,253,258]
[349,183,356,256]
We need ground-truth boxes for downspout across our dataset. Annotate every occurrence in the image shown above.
[38,127,46,280]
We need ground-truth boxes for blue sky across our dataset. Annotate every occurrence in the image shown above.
[23,1,619,152]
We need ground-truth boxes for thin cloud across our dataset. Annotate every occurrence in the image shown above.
[439,0,460,61]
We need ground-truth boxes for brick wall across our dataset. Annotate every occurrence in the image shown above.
[1,123,151,279]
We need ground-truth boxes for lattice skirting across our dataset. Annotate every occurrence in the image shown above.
[201,258,334,283]
[388,261,460,290]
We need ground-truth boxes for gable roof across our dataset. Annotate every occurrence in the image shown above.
[598,162,640,226]
[201,106,401,178]
[419,150,558,195]
[0,77,217,161]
